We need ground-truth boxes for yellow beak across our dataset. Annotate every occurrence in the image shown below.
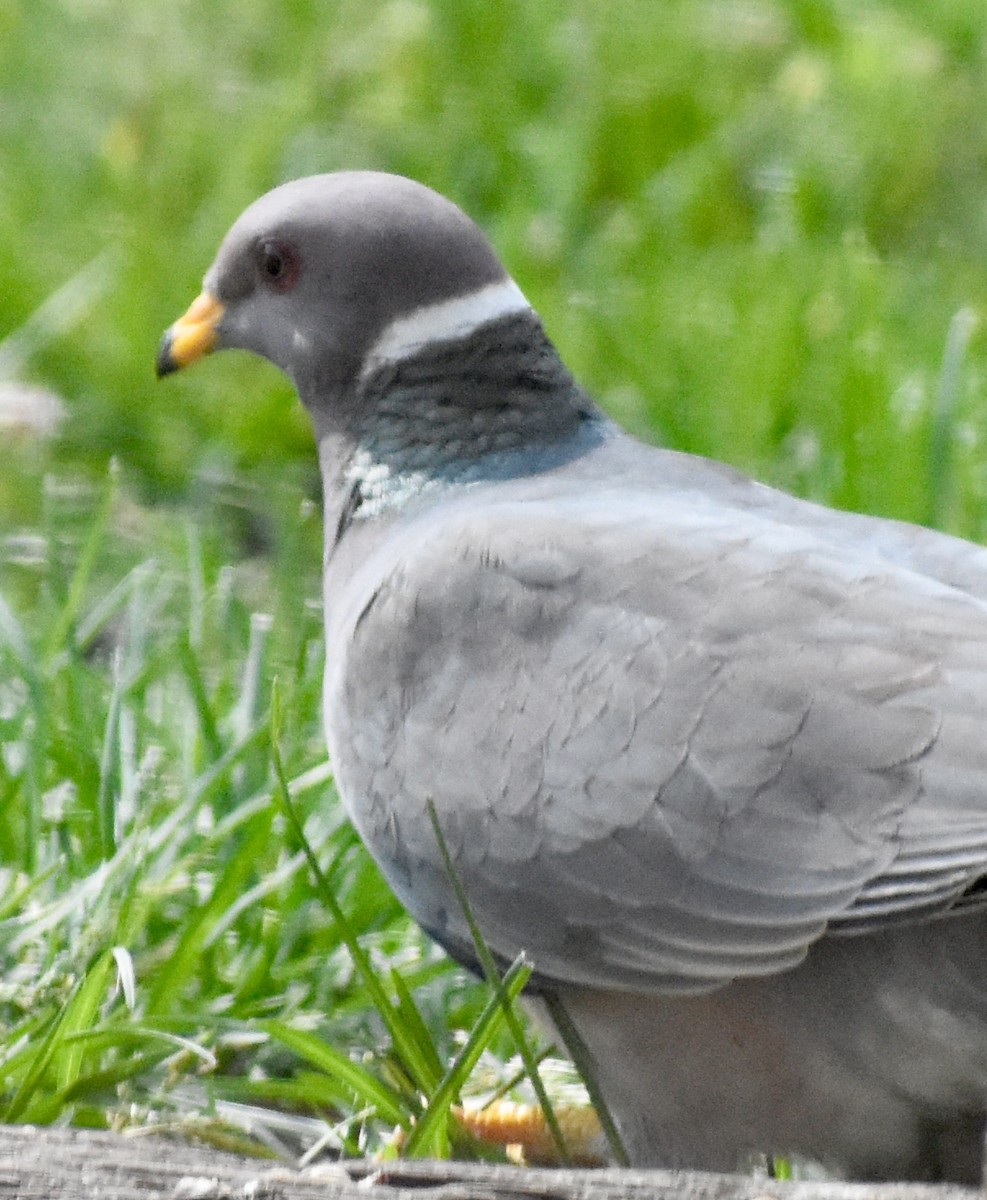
[156,291,225,377]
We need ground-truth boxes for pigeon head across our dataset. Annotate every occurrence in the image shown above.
[156,172,530,403]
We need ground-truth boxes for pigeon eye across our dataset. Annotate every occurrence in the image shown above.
[257,240,299,293]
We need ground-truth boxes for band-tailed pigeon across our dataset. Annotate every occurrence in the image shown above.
[158,172,987,1182]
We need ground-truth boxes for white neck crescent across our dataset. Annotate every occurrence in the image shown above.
[361,278,531,374]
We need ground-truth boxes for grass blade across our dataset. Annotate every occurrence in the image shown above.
[264,1021,408,1128]
[425,799,575,1166]
[403,955,530,1157]
[269,682,439,1097]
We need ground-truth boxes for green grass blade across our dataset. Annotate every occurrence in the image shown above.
[53,950,115,1094]
[425,799,574,1165]
[403,955,531,1157]
[3,951,112,1122]
[145,814,274,1013]
[264,1020,409,1128]
[269,682,439,1097]
[541,989,629,1167]
[388,968,443,1093]
[927,306,977,529]
[43,464,118,664]
[176,631,223,760]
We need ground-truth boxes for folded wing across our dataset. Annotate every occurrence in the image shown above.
[329,478,987,994]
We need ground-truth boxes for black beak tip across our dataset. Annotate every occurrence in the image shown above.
[155,331,178,379]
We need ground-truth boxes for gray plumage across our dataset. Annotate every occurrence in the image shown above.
[159,172,987,1182]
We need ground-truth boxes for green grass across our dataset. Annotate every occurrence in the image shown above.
[0,459,545,1156]
[3,0,987,1164]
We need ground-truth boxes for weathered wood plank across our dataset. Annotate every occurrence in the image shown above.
[0,1124,978,1200]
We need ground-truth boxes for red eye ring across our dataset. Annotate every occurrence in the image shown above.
[257,240,300,293]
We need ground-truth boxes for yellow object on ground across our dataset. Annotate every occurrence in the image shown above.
[454,1099,606,1166]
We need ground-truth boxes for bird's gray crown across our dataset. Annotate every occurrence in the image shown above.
[203,172,523,397]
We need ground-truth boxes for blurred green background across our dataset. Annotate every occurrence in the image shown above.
[3,0,987,1156]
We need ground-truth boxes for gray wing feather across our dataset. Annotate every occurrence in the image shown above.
[326,478,987,993]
